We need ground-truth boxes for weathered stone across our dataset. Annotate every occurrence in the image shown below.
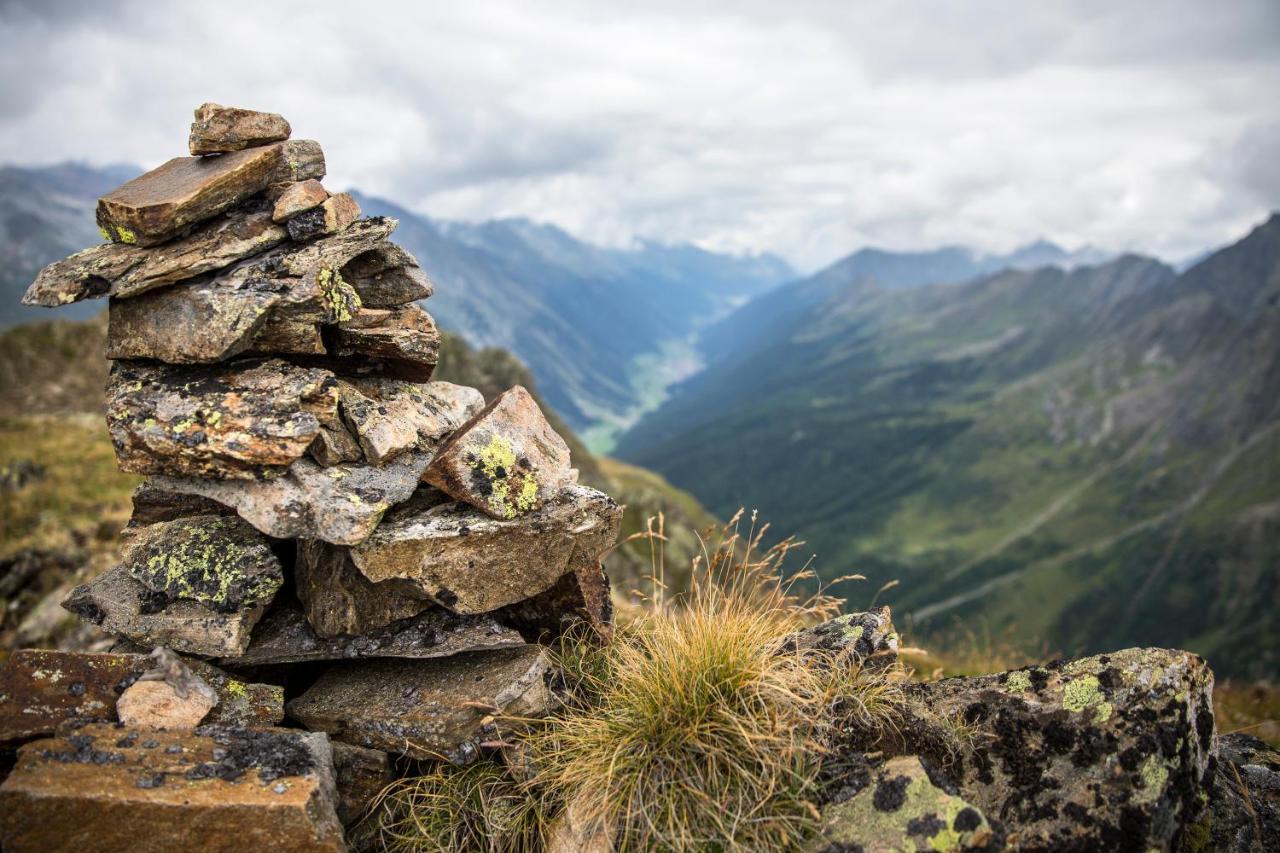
[339,379,484,465]
[272,179,328,223]
[105,359,338,479]
[1198,733,1280,852]
[250,315,327,355]
[270,139,326,184]
[349,484,621,614]
[96,145,283,246]
[127,480,235,528]
[545,793,615,853]
[809,755,992,852]
[121,515,283,613]
[227,603,525,666]
[497,561,614,643]
[148,381,482,545]
[308,418,364,466]
[21,204,287,307]
[62,566,266,658]
[339,242,433,306]
[0,723,344,852]
[778,606,899,672]
[295,538,433,637]
[287,192,361,241]
[116,676,217,729]
[329,303,440,381]
[330,741,393,827]
[189,103,292,155]
[0,650,283,744]
[424,385,573,519]
[906,647,1215,851]
[287,646,551,763]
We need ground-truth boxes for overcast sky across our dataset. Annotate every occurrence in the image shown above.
[1,0,1276,270]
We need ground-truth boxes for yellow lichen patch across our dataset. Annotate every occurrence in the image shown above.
[1062,674,1111,721]
[1134,754,1170,805]
[467,433,541,518]
[1005,670,1033,694]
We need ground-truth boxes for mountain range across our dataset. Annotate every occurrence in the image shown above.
[617,215,1280,678]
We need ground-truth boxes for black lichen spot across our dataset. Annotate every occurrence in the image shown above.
[1195,706,1213,753]
[435,588,459,608]
[907,814,946,837]
[873,775,910,812]
[953,807,983,832]
[189,725,316,783]
[136,773,166,789]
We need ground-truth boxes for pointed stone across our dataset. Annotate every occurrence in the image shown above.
[105,359,338,479]
[0,650,283,744]
[189,103,291,155]
[0,724,344,852]
[295,538,432,637]
[329,304,440,381]
[348,484,621,614]
[272,179,327,222]
[339,242,433,306]
[97,145,284,246]
[287,647,551,762]
[424,385,573,519]
[62,566,267,658]
[287,192,361,241]
[270,139,326,183]
[231,602,524,666]
[22,204,288,308]
[121,515,283,614]
[338,379,484,466]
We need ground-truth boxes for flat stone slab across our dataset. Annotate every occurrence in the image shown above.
[286,646,550,762]
[349,484,621,614]
[22,203,287,307]
[328,303,440,381]
[424,385,574,519]
[0,723,343,852]
[121,514,283,613]
[97,145,284,246]
[63,566,267,658]
[190,103,291,155]
[809,755,993,852]
[339,241,433,307]
[226,603,524,666]
[0,650,283,744]
[907,647,1215,850]
[106,358,338,479]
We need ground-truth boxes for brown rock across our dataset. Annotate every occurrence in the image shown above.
[349,484,621,614]
[0,649,283,744]
[339,242,433,306]
[295,538,432,637]
[228,602,525,666]
[287,192,361,241]
[329,304,440,381]
[272,179,328,223]
[307,416,364,467]
[0,723,344,852]
[270,139,326,184]
[124,480,235,530]
[189,103,291,155]
[250,315,328,355]
[330,741,393,826]
[338,379,484,465]
[96,145,283,246]
[286,646,551,762]
[546,793,616,853]
[21,204,288,308]
[498,561,614,643]
[62,566,267,658]
[424,385,573,519]
[116,679,217,729]
[105,359,338,479]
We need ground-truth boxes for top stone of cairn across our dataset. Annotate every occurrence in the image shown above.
[189,102,292,155]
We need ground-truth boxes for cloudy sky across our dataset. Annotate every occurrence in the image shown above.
[1,0,1276,270]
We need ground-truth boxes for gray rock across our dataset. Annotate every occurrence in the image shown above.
[497,561,614,643]
[286,646,551,763]
[294,538,433,637]
[1197,733,1280,852]
[249,315,328,356]
[61,566,267,658]
[339,241,433,306]
[330,742,394,827]
[286,192,360,241]
[269,139,326,183]
[778,606,899,672]
[328,304,440,381]
[105,358,338,479]
[228,602,525,666]
[348,484,622,614]
[189,102,291,155]
[338,378,484,466]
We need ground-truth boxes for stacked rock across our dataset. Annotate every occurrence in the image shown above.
[1,104,621,851]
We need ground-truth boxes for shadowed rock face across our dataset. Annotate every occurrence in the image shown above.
[189,103,291,155]
[96,145,284,246]
[286,646,551,763]
[497,562,614,643]
[327,303,440,381]
[330,742,393,827]
[1200,733,1280,851]
[105,359,338,479]
[287,192,361,241]
[294,539,435,637]
[0,723,344,853]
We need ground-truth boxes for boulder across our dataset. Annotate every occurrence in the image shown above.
[0,723,344,852]
[809,754,993,852]
[121,515,283,614]
[62,566,267,658]
[105,359,338,479]
[0,649,283,744]
[347,484,621,614]
[21,204,287,307]
[189,103,291,155]
[424,385,574,519]
[272,179,328,222]
[337,379,484,465]
[328,304,440,381]
[778,607,899,672]
[908,647,1215,851]
[287,192,361,241]
[330,742,394,827]
[269,139,326,184]
[338,242,433,307]
[1195,733,1280,852]
[226,603,525,666]
[97,145,283,246]
[286,646,551,763]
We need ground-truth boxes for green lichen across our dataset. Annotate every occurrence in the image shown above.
[1063,675,1103,712]
[116,225,138,245]
[1005,670,1033,694]
[317,266,360,323]
[98,225,112,242]
[1135,754,1170,805]
[467,434,540,519]
[127,517,282,612]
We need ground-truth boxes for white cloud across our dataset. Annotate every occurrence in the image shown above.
[0,0,1276,270]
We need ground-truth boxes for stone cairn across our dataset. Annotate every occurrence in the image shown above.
[0,104,621,851]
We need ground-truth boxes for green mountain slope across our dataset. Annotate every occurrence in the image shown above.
[617,215,1280,678]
